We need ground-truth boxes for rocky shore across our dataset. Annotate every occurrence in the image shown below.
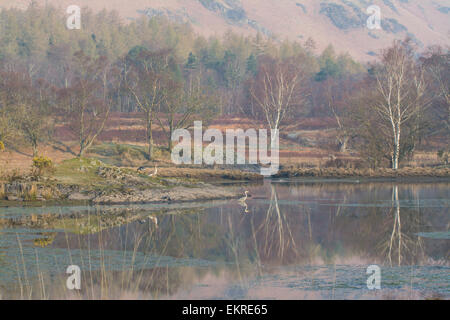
[1,158,448,205]
[91,185,241,204]
[0,180,242,205]
[0,159,244,205]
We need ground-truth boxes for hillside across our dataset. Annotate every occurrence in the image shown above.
[0,0,448,59]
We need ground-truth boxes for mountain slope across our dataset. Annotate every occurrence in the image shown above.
[1,0,448,59]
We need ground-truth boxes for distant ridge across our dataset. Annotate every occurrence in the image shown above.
[0,0,448,59]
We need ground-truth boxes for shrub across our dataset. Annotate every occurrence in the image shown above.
[32,156,54,176]
[0,141,5,152]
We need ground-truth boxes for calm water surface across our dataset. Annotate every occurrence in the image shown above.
[0,180,448,299]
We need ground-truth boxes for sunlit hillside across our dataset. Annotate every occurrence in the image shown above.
[1,0,448,59]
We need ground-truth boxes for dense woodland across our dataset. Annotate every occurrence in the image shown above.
[0,4,448,169]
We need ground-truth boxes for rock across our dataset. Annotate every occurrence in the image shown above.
[92,185,241,204]
[6,195,23,201]
[68,192,94,201]
[4,182,27,194]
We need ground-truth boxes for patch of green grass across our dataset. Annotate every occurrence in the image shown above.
[52,157,170,193]
[89,142,171,166]
[52,157,105,186]
[91,143,146,158]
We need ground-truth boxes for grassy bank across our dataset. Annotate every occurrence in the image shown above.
[274,166,450,179]
[0,157,246,204]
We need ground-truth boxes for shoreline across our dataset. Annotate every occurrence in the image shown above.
[268,176,450,184]
[0,182,243,206]
[1,176,448,207]
[272,166,450,179]
[0,160,448,206]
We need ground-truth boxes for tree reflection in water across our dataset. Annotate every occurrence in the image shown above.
[0,181,448,299]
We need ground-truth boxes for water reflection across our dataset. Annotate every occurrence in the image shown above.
[0,180,448,299]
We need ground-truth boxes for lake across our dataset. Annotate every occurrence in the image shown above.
[0,179,448,300]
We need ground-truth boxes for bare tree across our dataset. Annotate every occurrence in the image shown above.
[0,69,52,156]
[126,48,172,159]
[323,77,358,152]
[157,72,218,152]
[58,52,114,157]
[16,102,52,157]
[369,40,429,169]
[249,55,307,132]
[421,46,450,136]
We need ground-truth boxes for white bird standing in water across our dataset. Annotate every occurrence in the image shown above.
[139,215,158,228]
[239,191,249,203]
[148,215,158,228]
[238,191,250,213]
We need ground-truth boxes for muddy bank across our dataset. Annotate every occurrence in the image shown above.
[91,185,242,205]
[0,180,242,205]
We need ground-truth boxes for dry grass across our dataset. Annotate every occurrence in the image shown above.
[22,184,37,201]
[157,167,263,181]
[275,166,450,179]
[0,114,447,178]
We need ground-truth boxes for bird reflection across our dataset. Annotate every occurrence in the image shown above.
[238,190,251,214]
